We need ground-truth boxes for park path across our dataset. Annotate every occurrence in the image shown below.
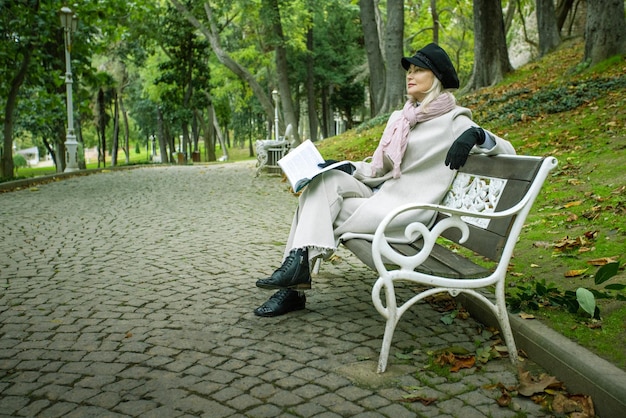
[0,162,549,417]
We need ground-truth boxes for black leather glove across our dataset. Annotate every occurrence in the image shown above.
[318,160,355,175]
[445,127,486,170]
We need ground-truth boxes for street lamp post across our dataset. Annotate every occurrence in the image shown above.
[60,7,79,172]
[271,90,280,140]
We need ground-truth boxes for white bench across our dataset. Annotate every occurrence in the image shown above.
[334,154,558,372]
[255,124,295,176]
[255,139,290,176]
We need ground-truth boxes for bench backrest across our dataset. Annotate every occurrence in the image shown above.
[436,154,555,262]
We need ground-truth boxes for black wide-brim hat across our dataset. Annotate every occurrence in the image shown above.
[401,43,460,89]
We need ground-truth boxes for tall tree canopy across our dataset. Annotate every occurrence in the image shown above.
[2,0,624,180]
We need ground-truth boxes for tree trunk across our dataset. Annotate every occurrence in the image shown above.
[157,106,169,164]
[1,48,32,179]
[97,88,107,167]
[306,25,318,141]
[504,1,517,33]
[431,0,439,44]
[120,93,130,164]
[380,0,405,114]
[181,122,190,163]
[464,0,513,91]
[584,0,626,65]
[537,0,561,56]
[55,128,65,173]
[359,0,386,117]
[263,0,300,144]
[111,91,119,167]
[556,0,575,32]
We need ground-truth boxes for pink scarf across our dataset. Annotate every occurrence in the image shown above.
[371,92,456,178]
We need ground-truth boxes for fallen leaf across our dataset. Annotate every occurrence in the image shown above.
[564,200,583,208]
[569,394,595,417]
[552,393,588,415]
[565,269,588,277]
[401,394,437,405]
[520,312,535,319]
[518,369,562,397]
[587,256,619,266]
[450,356,475,372]
[496,390,512,407]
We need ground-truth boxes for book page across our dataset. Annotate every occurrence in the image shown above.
[278,140,325,190]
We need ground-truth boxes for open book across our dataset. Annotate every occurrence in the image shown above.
[278,140,352,192]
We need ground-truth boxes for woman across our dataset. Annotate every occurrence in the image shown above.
[254,43,516,317]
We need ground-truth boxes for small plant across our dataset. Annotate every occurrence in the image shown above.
[507,278,563,313]
[13,154,28,175]
[508,262,624,319]
[575,262,625,318]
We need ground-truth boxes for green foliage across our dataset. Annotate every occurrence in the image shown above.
[12,154,28,175]
[468,76,626,123]
[508,263,623,320]
[576,288,596,317]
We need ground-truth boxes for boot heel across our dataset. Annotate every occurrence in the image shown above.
[290,282,311,290]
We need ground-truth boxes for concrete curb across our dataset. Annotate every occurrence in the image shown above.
[0,165,144,193]
[460,294,626,418]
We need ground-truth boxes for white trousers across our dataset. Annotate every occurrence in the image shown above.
[284,170,374,261]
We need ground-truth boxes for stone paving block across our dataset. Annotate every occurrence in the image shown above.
[292,401,328,417]
[65,405,128,418]
[16,399,51,417]
[85,391,122,409]
[38,401,78,418]
[0,395,30,416]
[114,399,158,416]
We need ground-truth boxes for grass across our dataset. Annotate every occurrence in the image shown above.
[11,143,256,180]
[316,38,626,371]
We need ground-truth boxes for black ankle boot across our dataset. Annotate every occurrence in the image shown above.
[256,248,311,290]
[253,289,306,317]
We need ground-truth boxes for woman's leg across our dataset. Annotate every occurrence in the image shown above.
[284,170,373,260]
[254,170,372,316]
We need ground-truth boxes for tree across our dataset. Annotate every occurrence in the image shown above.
[359,0,386,117]
[358,0,406,116]
[556,0,576,33]
[1,1,40,178]
[584,0,626,66]
[464,0,513,91]
[261,0,300,144]
[537,0,561,56]
[170,0,287,143]
[380,0,406,114]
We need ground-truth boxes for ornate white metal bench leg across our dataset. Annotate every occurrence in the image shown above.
[312,258,322,275]
[495,281,519,364]
[372,277,399,373]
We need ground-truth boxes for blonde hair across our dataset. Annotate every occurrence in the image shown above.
[409,77,456,110]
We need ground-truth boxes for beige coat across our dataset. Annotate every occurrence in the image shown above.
[284,106,516,260]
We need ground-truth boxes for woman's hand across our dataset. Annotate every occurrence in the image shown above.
[318,160,356,175]
[445,127,486,170]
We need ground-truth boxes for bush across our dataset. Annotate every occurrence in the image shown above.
[13,154,28,175]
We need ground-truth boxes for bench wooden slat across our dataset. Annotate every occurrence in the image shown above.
[439,161,543,261]
[342,238,490,279]
[459,154,543,181]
